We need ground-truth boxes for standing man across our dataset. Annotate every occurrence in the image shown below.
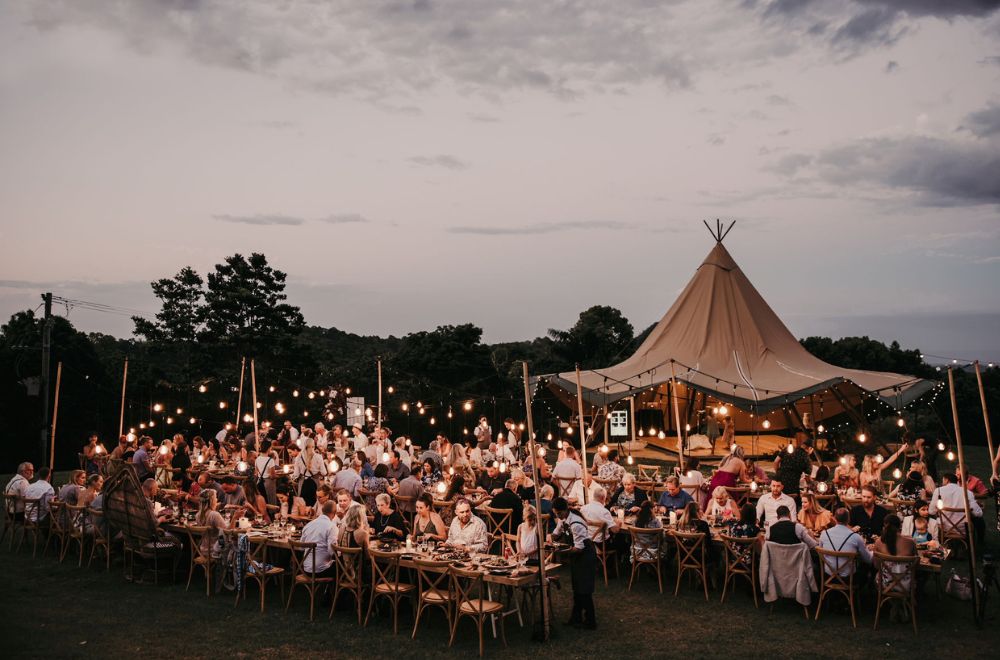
[474,416,492,450]
[552,496,598,630]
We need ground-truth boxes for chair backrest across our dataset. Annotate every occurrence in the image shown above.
[585,518,609,543]
[938,507,969,538]
[594,477,620,494]
[332,543,363,586]
[626,524,662,561]
[552,476,579,498]
[49,500,65,533]
[450,566,490,611]
[725,487,749,506]
[670,529,706,566]
[369,546,404,589]
[500,532,518,557]
[872,551,918,595]
[482,506,513,537]
[413,557,452,598]
[185,525,213,561]
[88,507,108,541]
[287,540,319,580]
[23,498,42,527]
[720,533,756,570]
[64,502,87,531]
[638,464,660,481]
[814,545,858,580]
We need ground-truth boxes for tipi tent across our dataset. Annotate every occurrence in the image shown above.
[536,238,933,439]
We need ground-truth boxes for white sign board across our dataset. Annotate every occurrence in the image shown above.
[346,396,366,429]
[610,410,628,437]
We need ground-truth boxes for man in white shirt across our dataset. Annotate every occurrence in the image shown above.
[755,478,797,530]
[24,467,55,523]
[553,445,584,481]
[215,427,229,443]
[474,417,492,450]
[495,436,517,466]
[447,499,489,552]
[332,459,363,498]
[351,425,368,452]
[580,486,619,543]
[4,462,34,519]
[313,423,328,453]
[300,500,337,577]
[929,472,984,537]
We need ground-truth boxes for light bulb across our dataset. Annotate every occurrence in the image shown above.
[566,427,573,435]
[381,451,390,463]
[762,420,771,429]
[308,392,315,399]
[95,445,104,455]
[463,401,472,411]
[626,455,634,465]
[282,464,290,474]
[447,411,453,419]
[600,444,608,454]
[946,451,955,461]
[937,498,945,510]
[587,427,594,436]
[537,447,546,458]
[937,442,945,451]
[269,386,275,392]
[319,390,326,397]
[292,390,299,397]
[365,408,373,417]
[256,402,262,409]
[197,455,204,464]
[430,417,436,425]
[436,481,447,494]
[499,462,507,474]
[402,403,409,411]
[176,407,183,415]
[243,414,253,423]
[857,433,866,443]
[817,424,825,433]
[329,460,339,473]
[387,386,394,394]
[685,424,691,432]
[153,403,163,412]
[657,431,666,439]
[158,445,168,455]
[419,408,425,415]
[875,454,883,464]
[892,468,902,479]
[148,421,155,428]
[786,444,794,454]
[750,481,758,492]
[638,428,645,437]
[518,423,525,431]
[219,401,227,409]
[839,456,847,465]
[896,418,905,427]
[546,433,553,441]
[198,385,207,393]
[355,407,362,415]
[557,440,564,449]
[719,406,728,416]
[818,482,828,493]
[166,417,174,424]
[448,466,455,475]
[188,417,196,424]
[712,407,719,415]
[237,461,248,472]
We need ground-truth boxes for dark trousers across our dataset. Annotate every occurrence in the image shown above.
[570,594,596,626]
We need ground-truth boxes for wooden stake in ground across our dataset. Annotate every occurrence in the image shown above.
[49,361,62,472]
[117,358,128,437]
[575,364,589,504]
[250,359,260,451]
[670,361,686,473]
[973,361,996,476]
[235,356,246,431]
[521,361,550,641]
[947,367,981,625]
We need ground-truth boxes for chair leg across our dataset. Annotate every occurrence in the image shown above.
[701,566,709,601]
[874,595,883,630]
[815,587,826,621]
[721,570,730,603]
[628,562,637,591]
[478,617,485,657]
[364,591,377,627]
[848,590,857,628]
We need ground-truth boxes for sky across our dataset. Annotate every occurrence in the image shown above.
[1,0,999,362]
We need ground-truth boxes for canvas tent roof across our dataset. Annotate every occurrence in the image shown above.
[538,242,933,416]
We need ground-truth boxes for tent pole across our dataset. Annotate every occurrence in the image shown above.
[973,361,996,474]
[377,357,383,432]
[250,359,260,451]
[522,362,550,641]
[118,358,128,438]
[235,357,246,432]
[49,362,62,472]
[603,404,609,446]
[670,362,685,473]
[947,367,981,625]
[574,364,589,504]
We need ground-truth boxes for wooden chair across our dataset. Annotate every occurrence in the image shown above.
[394,494,416,527]
[594,477,621,495]
[285,540,334,621]
[184,525,216,596]
[720,534,758,606]
[411,558,454,640]
[433,499,455,526]
[330,543,365,624]
[938,507,970,556]
[64,503,89,567]
[886,497,916,518]
[44,500,69,561]
[586,520,618,586]
[481,506,513,554]
[626,525,663,593]
[873,552,918,633]
[638,464,661,481]
[366,546,416,633]
[17,498,44,557]
[725,486,750,508]
[449,566,506,657]
[635,480,657,495]
[238,534,285,613]
[1,493,20,549]
[670,530,709,600]
[814,547,859,627]
[87,508,112,570]
[552,476,579,499]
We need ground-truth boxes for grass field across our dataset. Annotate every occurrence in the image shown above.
[2,448,999,658]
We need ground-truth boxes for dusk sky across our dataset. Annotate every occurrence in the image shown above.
[2,1,998,362]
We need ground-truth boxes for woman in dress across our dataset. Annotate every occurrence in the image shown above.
[410,493,447,543]
[630,500,663,563]
[419,458,442,489]
[901,500,939,544]
[706,445,748,501]
[515,504,541,562]
[873,514,917,611]
[720,415,736,453]
[609,473,648,515]
[859,443,909,492]
[834,455,860,490]
[338,503,370,549]
[243,479,271,524]
[729,503,761,540]
[798,492,834,534]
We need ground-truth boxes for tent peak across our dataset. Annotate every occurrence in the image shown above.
[703,218,735,243]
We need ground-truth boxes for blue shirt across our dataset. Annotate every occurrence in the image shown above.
[818,524,872,576]
[657,488,694,512]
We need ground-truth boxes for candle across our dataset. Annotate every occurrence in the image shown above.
[668,511,677,526]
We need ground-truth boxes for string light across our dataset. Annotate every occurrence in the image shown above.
[429,417,436,425]
[436,482,447,495]
[464,401,473,411]
[762,419,771,430]
[817,424,825,434]
[857,432,866,443]
[319,390,326,397]
[719,405,729,416]
[153,403,163,412]
[892,468,902,479]
[308,392,316,399]
[329,459,339,473]
[269,386,275,392]
[158,445,168,455]
[237,461,248,472]
[626,455,634,465]
[219,401,227,409]
[817,482,828,493]
[387,386,394,394]
[243,414,253,423]
[198,385,207,393]
[166,417,174,424]
[176,407,183,415]
[292,390,300,397]
[896,418,905,427]
[946,451,955,461]
[402,403,409,411]
[188,417,196,425]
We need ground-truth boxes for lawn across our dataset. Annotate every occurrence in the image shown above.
[1,447,999,658]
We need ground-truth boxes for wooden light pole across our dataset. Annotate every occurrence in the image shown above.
[250,359,260,451]
[49,362,63,472]
[973,361,996,474]
[118,358,128,437]
[947,367,981,623]
[235,357,246,431]
[521,361,550,640]
[671,361,686,473]
[575,364,589,504]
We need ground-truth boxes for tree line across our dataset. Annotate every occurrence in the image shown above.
[0,252,995,473]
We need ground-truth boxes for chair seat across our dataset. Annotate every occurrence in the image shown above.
[459,599,503,614]
[295,574,334,584]
[254,566,285,576]
[375,582,416,594]
[193,556,212,565]
[421,588,452,603]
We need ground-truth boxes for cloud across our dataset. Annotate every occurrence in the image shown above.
[447,220,635,235]
[980,55,1000,65]
[707,133,726,146]
[255,120,297,129]
[408,154,470,170]
[765,93,794,106]
[468,113,500,123]
[771,135,1000,206]
[212,213,305,226]
[961,102,1000,137]
[885,60,900,73]
[318,213,370,224]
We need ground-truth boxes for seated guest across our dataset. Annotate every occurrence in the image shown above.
[442,475,467,505]
[730,503,762,539]
[487,478,524,533]
[411,493,448,542]
[4,462,35,521]
[277,484,308,519]
[195,489,234,578]
[766,505,817,548]
[849,486,889,542]
[679,458,707,508]
[798,492,834,534]
[220,477,247,508]
[657,475,694,514]
[81,474,103,509]
[873,514,917,601]
[476,463,506,497]
[609,474,647,515]
[395,469,424,515]
[198,472,225,499]
[419,459,442,489]
[958,468,989,498]
[581,486,619,543]
[243,479,270,523]
[597,449,626,483]
[332,458,363,499]
[372,493,406,540]
[133,436,155,481]
[516,504,541,561]
[538,484,555,530]
[58,470,86,506]
[364,463,391,512]
[901,500,939,544]
[447,498,489,552]
[387,450,410,482]
[566,474,600,507]
[705,486,739,521]
[337,503,370,549]
[630,501,663,565]
[755,479,796,530]
[929,472,984,543]
[819,507,872,577]
[510,467,535,502]
[635,500,662,531]
[300,500,338,578]
[24,467,55,524]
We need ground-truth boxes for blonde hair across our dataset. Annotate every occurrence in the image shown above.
[339,503,366,544]
[196,489,217,526]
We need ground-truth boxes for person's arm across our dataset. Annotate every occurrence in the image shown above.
[878,444,908,474]
[798,524,818,549]
[970,492,983,517]
[928,489,940,515]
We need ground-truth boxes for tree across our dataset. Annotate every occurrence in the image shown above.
[547,305,634,369]
[132,266,205,342]
[202,253,305,358]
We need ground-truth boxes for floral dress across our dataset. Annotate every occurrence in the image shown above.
[364,476,389,513]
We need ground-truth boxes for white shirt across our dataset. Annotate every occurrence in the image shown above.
[553,458,583,480]
[215,429,228,442]
[929,482,983,532]
[314,432,328,453]
[447,514,489,552]
[581,500,617,542]
[755,492,797,529]
[24,480,55,522]
[300,514,336,573]
[352,432,369,451]
[255,454,276,480]
[553,511,590,550]
[293,451,327,481]
[495,445,517,465]
[286,426,300,442]
[566,479,599,506]
[4,474,30,513]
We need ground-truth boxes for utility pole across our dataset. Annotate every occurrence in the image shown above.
[40,292,53,463]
